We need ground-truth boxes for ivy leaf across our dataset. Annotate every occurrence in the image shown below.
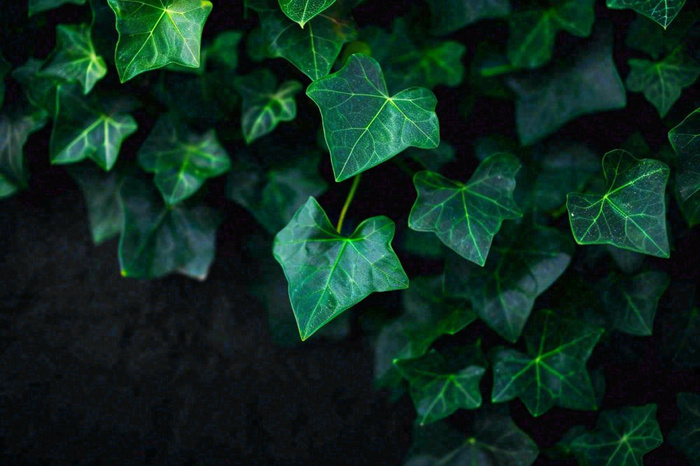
[107,0,213,82]
[278,0,336,27]
[508,0,595,69]
[566,149,671,258]
[39,24,107,94]
[273,197,409,341]
[50,84,138,171]
[426,0,512,36]
[28,0,86,16]
[669,107,700,226]
[606,0,686,29]
[408,152,522,267]
[234,69,302,144]
[307,54,440,182]
[0,107,48,198]
[137,115,230,205]
[445,223,574,342]
[204,30,243,71]
[12,58,60,114]
[571,404,664,465]
[669,392,700,465]
[601,271,670,336]
[626,46,700,118]
[118,176,223,280]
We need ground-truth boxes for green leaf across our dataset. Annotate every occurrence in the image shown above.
[50,84,138,171]
[118,176,223,280]
[273,197,409,341]
[607,0,686,29]
[607,245,646,273]
[39,24,107,94]
[566,149,671,258]
[660,302,700,368]
[626,13,696,60]
[107,0,213,82]
[28,0,86,16]
[278,0,336,27]
[571,404,664,465]
[234,69,302,144]
[445,223,574,342]
[307,54,440,182]
[491,309,604,416]
[508,0,595,69]
[601,270,670,336]
[0,107,48,198]
[408,153,522,266]
[507,27,626,145]
[626,46,700,117]
[426,0,511,35]
[669,107,700,226]
[137,115,230,205]
[669,392,700,465]
[395,350,486,425]
[12,58,61,114]
[205,30,243,71]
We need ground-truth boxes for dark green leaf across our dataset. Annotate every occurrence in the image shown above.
[307,54,440,182]
[273,197,409,341]
[426,0,511,36]
[400,230,445,259]
[660,297,700,368]
[602,270,670,336]
[669,392,700,465]
[278,0,336,27]
[0,107,48,198]
[28,0,86,16]
[205,30,243,71]
[607,0,686,29]
[408,153,522,266]
[566,149,671,258]
[12,58,60,114]
[669,107,700,226]
[626,13,696,59]
[607,245,646,273]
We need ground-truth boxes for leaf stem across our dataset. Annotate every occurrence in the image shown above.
[336,174,361,234]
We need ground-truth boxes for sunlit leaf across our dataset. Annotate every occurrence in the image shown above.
[669,107,700,226]
[669,392,700,465]
[28,0,86,16]
[607,0,686,29]
[278,0,336,27]
[426,0,511,35]
[0,106,48,198]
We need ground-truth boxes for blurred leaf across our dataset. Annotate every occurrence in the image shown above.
[669,107,700,226]
[426,0,511,36]
[0,106,48,198]
[669,392,700,465]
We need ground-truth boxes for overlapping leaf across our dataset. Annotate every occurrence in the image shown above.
[607,0,686,29]
[278,0,336,27]
[107,0,213,82]
[28,0,86,16]
[138,115,230,205]
[669,107,700,225]
[408,153,522,266]
[566,149,670,258]
[307,54,440,182]
[0,107,48,198]
[602,270,670,336]
[669,392,700,465]
[426,0,511,35]
[273,197,409,341]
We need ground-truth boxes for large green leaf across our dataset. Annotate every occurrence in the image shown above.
[669,392,700,465]
[39,24,107,94]
[137,115,230,205]
[107,0,213,82]
[408,153,522,266]
[669,107,700,225]
[28,0,86,16]
[278,0,336,27]
[426,0,511,35]
[566,149,670,258]
[234,69,302,144]
[491,309,604,416]
[445,223,574,342]
[50,84,138,171]
[118,176,223,280]
[506,27,626,145]
[570,404,663,465]
[626,46,700,118]
[607,0,686,29]
[307,54,440,182]
[0,107,48,198]
[273,197,409,340]
[507,0,595,69]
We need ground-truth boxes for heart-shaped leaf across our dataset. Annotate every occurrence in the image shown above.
[566,149,670,258]
[426,0,511,35]
[307,54,440,182]
[278,0,336,27]
[0,106,48,198]
[28,0,86,16]
[669,392,700,465]
[606,0,686,29]
[669,107,700,226]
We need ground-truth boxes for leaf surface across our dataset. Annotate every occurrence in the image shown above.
[278,0,336,27]
[12,59,60,114]
[0,108,48,198]
[426,0,511,35]
[602,270,669,336]
[669,107,700,225]
[607,0,686,29]
[669,392,700,465]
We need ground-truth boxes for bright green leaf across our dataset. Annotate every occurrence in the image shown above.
[669,107,700,225]
[602,270,670,336]
[408,153,522,266]
[0,107,48,198]
[137,115,230,205]
[669,392,700,465]
[278,0,336,27]
[307,54,440,182]
[107,0,213,82]
[273,197,409,341]
[566,149,671,258]
[28,0,86,16]
[426,0,511,35]
[607,0,686,29]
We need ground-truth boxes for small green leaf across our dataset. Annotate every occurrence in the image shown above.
[235,69,302,144]
[0,107,48,198]
[137,115,230,205]
[669,107,700,226]
[669,392,700,465]
[571,404,663,465]
[273,197,409,341]
[28,0,86,16]
[491,309,604,416]
[12,58,61,114]
[40,24,107,94]
[118,176,223,280]
[566,149,671,258]
[602,270,670,336]
[426,0,512,35]
[205,30,243,71]
[307,54,440,182]
[50,84,138,171]
[626,46,700,117]
[408,153,522,266]
[278,0,336,27]
[607,0,686,29]
[107,0,213,82]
